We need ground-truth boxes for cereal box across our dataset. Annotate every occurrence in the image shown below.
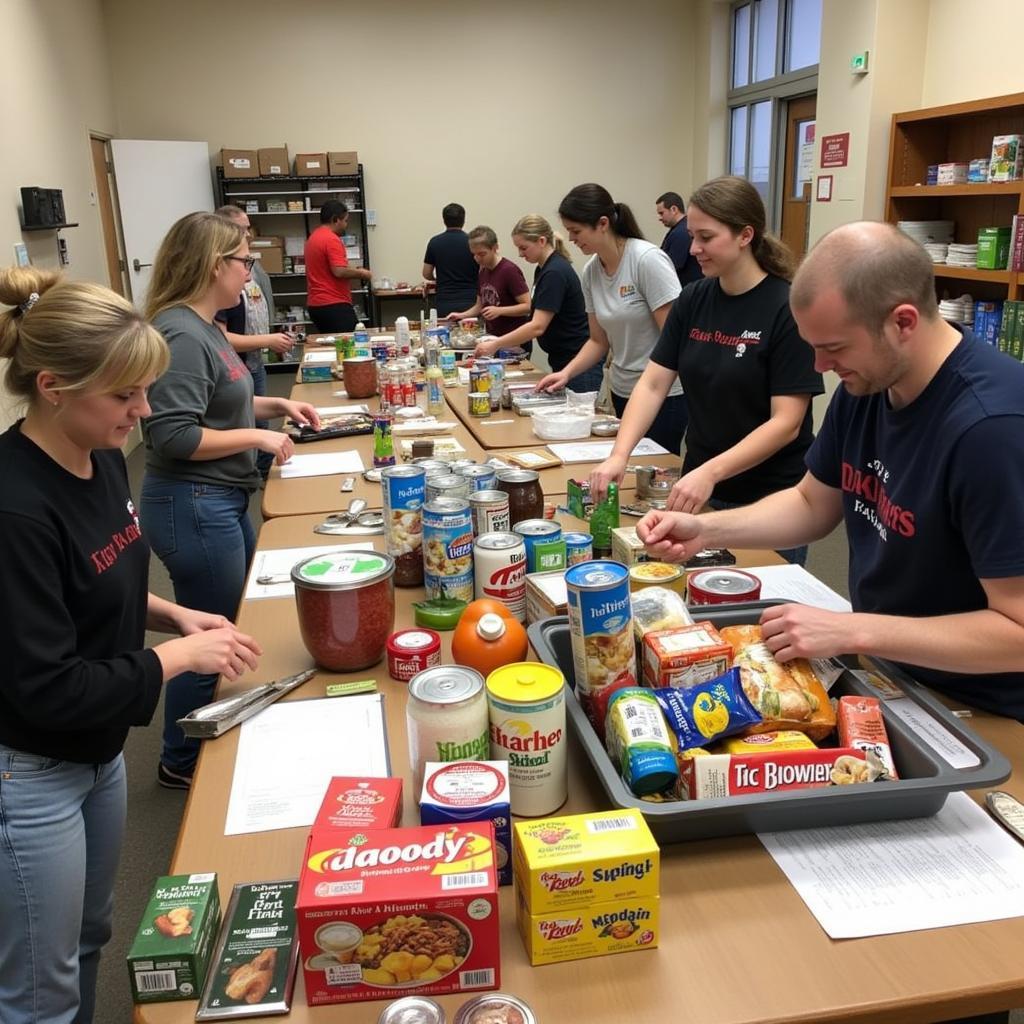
[515,890,659,966]
[513,808,659,914]
[127,873,221,1004]
[642,622,732,689]
[313,776,403,832]
[297,823,500,1005]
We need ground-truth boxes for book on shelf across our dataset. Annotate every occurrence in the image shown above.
[1011,214,1024,272]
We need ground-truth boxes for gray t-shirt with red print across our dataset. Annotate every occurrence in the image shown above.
[144,306,259,490]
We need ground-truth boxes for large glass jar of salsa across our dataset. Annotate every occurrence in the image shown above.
[495,468,543,527]
[291,550,395,670]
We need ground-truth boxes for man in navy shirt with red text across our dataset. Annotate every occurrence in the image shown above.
[638,221,1024,723]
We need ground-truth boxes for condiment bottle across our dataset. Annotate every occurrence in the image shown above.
[395,315,410,354]
[425,338,445,417]
[589,481,620,557]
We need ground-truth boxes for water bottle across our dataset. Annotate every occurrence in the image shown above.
[353,321,370,358]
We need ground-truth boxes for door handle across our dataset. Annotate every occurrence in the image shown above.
[132,258,152,272]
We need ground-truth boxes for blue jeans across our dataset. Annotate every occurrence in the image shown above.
[0,747,126,1024]
[707,496,808,567]
[140,477,256,773]
[248,358,273,479]
[611,391,688,456]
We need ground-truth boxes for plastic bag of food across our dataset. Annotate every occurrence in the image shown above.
[605,688,678,796]
[631,586,694,643]
[653,668,762,751]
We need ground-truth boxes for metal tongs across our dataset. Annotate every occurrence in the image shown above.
[176,669,316,738]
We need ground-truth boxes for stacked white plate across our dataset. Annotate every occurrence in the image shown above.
[946,243,978,268]
[939,294,974,324]
[923,242,949,263]
[898,220,955,244]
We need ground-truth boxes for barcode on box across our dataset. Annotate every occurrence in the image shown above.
[248,927,277,939]
[136,970,178,993]
[587,816,637,833]
[459,968,495,988]
[441,872,488,890]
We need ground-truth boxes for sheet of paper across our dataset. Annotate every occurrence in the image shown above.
[314,404,370,416]
[743,563,852,613]
[244,544,367,600]
[547,438,670,463]
[303,349,336,364]
[279,450,364,479]
[758,792,1024,938]
[225,695,390,835]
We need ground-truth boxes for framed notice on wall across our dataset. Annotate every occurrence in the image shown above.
[821,132,850,168]
[816,175,834,202]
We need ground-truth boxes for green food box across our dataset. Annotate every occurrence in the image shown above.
[196,879,300,1020]
[977,227,1011,270]
[300,363,335,383]
[127,872,221,1004]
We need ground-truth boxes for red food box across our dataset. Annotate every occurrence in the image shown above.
[312,776,403,832]
[297,823,500,1006]
[678,746,873,799]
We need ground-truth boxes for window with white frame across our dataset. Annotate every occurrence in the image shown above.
[728,0,821,224]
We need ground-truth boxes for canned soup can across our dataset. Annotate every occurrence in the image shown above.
[381,464,425,587]
[564,531,593,566]
[473,532,527,621]
[421,497,474,602]
[456,463,497,492]
[687,568,761,605]
[469,489,510,536]
[565,561,636,726]
[486,662,567,817]
[426,474,471,503]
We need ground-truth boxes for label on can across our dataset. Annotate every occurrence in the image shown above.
[564,532,593,566]
[422,498,474,601]
[440,348,458,385]
[565,561,636,729]
[515,520,563,574]
[470,490,511,536]
[372,412,395,467]
[486,360,505,410]
[487,662,567,817]
[473,532,527,620]
[688,568,762,605]
[381,465,425,586]
[387,628,441,681]
[457,464,498,491]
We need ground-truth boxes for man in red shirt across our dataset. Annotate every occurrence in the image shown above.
[304,199,372,332]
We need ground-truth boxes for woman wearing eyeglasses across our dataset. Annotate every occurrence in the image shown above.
[140,212,319,789]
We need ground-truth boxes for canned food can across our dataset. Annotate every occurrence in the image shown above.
[406,665,489,794]
[421,497,474,602]
[440,347,458,384]
[486,662,567,816]
[469,363,491,417]
[469,489,511,537]
[468,391,491,417]
[386,628,441,681]
[564,531,593,566]
[628,561,686,595]
[453,994,536,1024]
[426,473,472,504]
[378,996,446,1024]
[565,560,636,728]
[514,519,566,574]
[372,411,395,467]
[371,339,390,365]
[456,464,497,492]
[380,465,425,587]
[687,567,762,605]
[473,532,527,621]
[485,359,504,411]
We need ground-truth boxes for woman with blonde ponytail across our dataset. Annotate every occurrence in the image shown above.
[591,176,823,564]
[474,214,602,393]
[0,268,261,1024]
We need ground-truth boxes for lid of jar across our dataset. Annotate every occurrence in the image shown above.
[495,468,539,483]
[408,666,485,705]
[377,996,446,1024]
[290,549,395,590]
[486,661,564,703]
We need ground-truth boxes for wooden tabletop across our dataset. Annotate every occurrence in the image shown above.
[136,510,1024,1024]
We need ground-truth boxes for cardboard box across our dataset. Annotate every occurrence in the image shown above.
[258,145,290,177]
[127,873,221,1004]
[329,151,359,175]
[611,527,648,566]
[297,823,500,1006]
[512,808,659,914]
[977,226,1011,270]
[257,245,284,274]
[525,569,567,624]
[313,776,403,832]
[220,148,257,178]
[516,889,659,966]
[249,235,283,249]
[642,622,732,689]
[295,153,328,176]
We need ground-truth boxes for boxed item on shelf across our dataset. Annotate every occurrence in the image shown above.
[257,246,284,273]
[977,226,1011,269]
[329,150,359,175]
[285,235,306,257]
[266,199,288,213]
[244,200,259,214]
[936,162,968,185]
[968,158,990,183]
[258,145,290,176]
[287,200,304,212]
[220,148,257,178]
[295,152,328,176]
[250,235,283,249]
[990,134,1023,181]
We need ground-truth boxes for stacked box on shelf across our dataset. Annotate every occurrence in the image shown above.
[977,227,1011,270]
[974,302,1003,346]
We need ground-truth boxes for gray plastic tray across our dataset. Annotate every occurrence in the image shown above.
[528,602,1011,842]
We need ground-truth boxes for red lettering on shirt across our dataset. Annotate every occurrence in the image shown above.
[217,347,247,382]
[89,520,143,575]
[840,461,916,538]
[688,327,763,347]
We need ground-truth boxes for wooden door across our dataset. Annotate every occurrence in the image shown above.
[780,94,817,264]
[90,135,126,296]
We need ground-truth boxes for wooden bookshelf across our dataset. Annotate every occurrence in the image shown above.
[885,91,1024,302]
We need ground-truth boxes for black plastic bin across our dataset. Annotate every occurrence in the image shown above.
[527,601,1011,843]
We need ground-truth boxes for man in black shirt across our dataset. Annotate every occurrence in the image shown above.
[422,203,479,316]
[656,191,702,288]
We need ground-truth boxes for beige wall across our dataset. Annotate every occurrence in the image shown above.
[101,0,696,286]
[0,0,120,425]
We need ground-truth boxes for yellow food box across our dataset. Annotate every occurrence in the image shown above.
[513,808,659,914]
[718,730,818,754]
[515,889,659,966]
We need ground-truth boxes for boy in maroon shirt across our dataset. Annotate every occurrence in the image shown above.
[447,225,530,338]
